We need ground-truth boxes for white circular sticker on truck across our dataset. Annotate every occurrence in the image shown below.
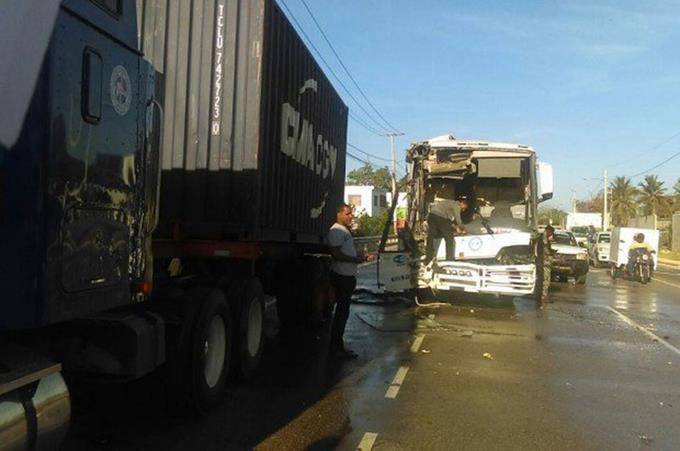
[110,65,131,116]
[469,237,483,251]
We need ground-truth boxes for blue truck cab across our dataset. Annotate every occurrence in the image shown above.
[1,1,348,447]
[1,2,156,447]
[2,0,157,331]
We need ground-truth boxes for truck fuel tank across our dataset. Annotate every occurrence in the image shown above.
[0,346,70,450]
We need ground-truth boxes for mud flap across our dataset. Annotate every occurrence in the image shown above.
[378,252,415,292]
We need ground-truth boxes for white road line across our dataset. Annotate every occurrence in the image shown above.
[653,276,680,290]
[607,307,680,356]
[385,366,410,399]
[410,334,425,353]
[357,432,378,450]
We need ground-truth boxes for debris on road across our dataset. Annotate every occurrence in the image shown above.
[422,349,432,354]
[469,309,475,314]
[483,352,494,360]
[460,330,474,338]
[637,434,653,444]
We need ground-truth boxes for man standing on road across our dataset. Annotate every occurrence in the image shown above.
[328,203,373,359]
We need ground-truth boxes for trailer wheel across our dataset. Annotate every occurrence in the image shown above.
[229,278,265,381]
[186,289,232,415]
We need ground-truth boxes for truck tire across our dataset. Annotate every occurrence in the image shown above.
[533,240,551,304]
[229,278,265,381]
[576,273,587,285]
[170,288,232,416]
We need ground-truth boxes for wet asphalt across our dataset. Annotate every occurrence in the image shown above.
[62,263,680,450]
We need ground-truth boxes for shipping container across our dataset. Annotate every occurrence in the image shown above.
[137,0,348,244]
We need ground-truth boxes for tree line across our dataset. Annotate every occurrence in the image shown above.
[540,174,680,227]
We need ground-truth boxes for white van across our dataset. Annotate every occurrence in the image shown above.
[609,227,659,276]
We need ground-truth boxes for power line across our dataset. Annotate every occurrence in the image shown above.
[347,142,392,163]
[628,148,680,179]
[609,129,680,169]
[277,0,391,136]
[298,0,402,133]
[349,112,385,136]
[346,151,370,165]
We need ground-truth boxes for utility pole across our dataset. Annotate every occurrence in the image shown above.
[379,132,404,251]
[603,169,609,230]
[386,132,403,193]
[571,189,577,213]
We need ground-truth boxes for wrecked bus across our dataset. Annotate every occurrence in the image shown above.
[379,134,554,303]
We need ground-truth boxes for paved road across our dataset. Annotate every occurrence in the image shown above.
[63,264,680,450]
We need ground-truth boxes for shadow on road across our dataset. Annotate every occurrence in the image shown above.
[62,296,418,450]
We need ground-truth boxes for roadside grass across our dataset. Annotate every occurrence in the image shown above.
[660,249,680,262]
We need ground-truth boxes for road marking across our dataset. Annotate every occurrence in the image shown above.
[607,307,680,356]
[385,366,410,399]
[653,276,680,290]
[411,334,425,353]
[357,432,378,450]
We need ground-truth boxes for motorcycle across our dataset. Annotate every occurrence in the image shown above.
[627,248,654,284]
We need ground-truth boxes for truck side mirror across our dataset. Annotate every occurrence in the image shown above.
[537,162,553,202]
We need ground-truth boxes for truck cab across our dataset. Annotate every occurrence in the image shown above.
[379,134,553,301]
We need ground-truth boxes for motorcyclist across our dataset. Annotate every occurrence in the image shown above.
[627,233,655,277]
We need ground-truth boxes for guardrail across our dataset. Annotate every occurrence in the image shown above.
[353,235,399,252]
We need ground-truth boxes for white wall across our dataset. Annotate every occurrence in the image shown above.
[345,185,388,217]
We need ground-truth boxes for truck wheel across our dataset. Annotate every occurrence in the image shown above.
[576,273,587,285]
[229,278,265,381]
[185,289,232,415]
[609,264,617,279]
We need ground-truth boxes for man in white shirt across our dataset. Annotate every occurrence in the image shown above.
[328,203,373,358]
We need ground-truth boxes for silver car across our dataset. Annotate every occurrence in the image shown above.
[589,231,611,268]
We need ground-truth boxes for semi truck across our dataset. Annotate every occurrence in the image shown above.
[378,134,554,303]
[0,0,347,448]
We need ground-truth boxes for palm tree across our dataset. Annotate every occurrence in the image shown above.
[610,176,638,226]
[638,174,667,216]
[673,178,680,212]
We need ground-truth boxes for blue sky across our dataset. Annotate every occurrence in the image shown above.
[279,0,680,209]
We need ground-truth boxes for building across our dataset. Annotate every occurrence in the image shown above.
[344,185,388,217]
